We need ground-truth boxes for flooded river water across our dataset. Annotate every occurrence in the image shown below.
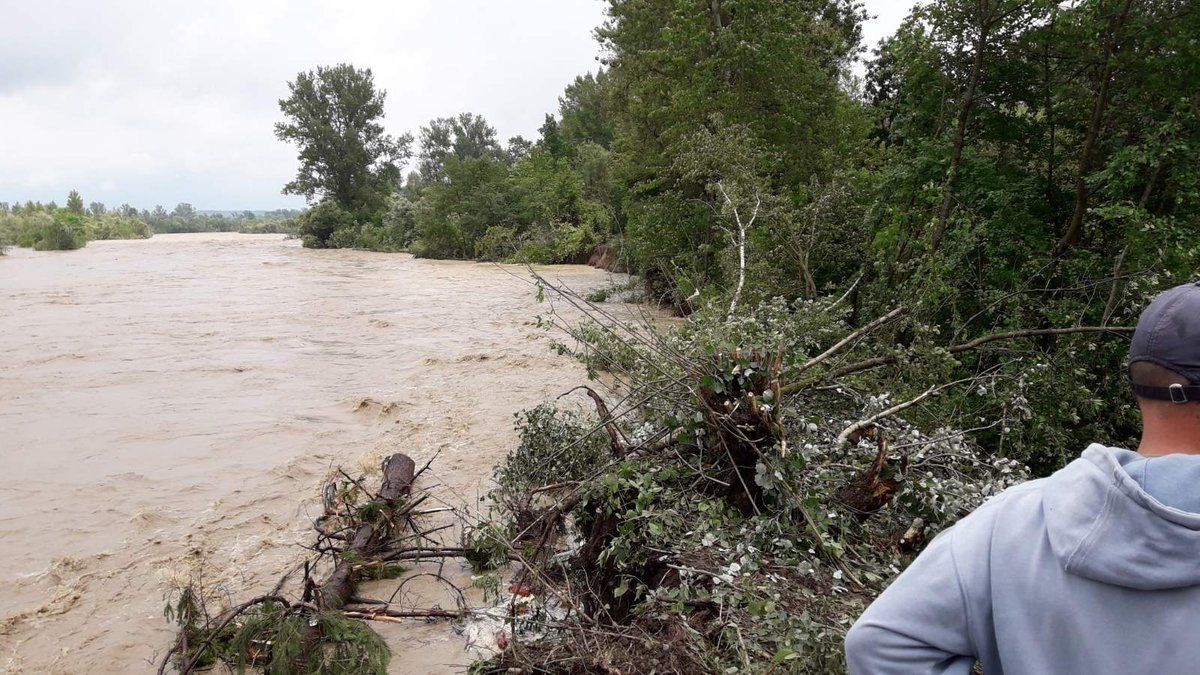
[0,233,623,673]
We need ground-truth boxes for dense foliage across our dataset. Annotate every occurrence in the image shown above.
[470,297,1030,672]
[458,0,1198,671]
[277,70,623,263]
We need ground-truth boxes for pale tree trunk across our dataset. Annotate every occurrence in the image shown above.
[1052,0,1136,257]
[717,182,759,321]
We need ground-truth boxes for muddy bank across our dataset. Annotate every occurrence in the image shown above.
[0,233,628,673]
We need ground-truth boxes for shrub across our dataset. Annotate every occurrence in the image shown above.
[474,225,520,261]
[378,195,417,248]
[297,201,355,248]
[492,403,610,503]
[86,216,151,240]
[17,211,87,250]
[410,213,470,259]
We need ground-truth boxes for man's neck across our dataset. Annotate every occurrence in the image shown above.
[1138,430,1200,457]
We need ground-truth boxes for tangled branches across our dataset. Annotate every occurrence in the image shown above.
[157,269,1139,674]
[457,273,1135,672]
[159,453,472,674]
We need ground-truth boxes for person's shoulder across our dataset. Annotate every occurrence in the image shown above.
[980,477,1050,514]
[944,478,1049,547]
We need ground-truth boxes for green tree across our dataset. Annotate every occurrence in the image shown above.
[599,0,869,306]
[855,0,1200,472]
[275,64,412,215]
[66,190,85,214]
[558,70,615,149]
[417,113,504,183]
[505,135,533,165]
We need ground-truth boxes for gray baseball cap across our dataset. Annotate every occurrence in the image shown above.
[1129,281,1200,402]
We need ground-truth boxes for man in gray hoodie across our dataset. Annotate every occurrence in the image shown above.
[845,281,1200,674]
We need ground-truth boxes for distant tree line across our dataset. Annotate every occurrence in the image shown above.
[0,192,302,252]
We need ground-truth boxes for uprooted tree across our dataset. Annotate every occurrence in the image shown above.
[158,453,478,674]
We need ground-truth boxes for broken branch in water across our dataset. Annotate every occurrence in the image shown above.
[343,608,469,621]
[161,452,480,674]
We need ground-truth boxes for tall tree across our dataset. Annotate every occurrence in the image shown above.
[275,64,412,214]
[417,113,503,183]
[66,190,84,214]
[599,0,868,304]
[1051,0,1136,256]
[927,0,1042,251]
[558,70,615,149]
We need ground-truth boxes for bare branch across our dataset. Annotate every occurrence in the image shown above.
[791,306,909,379]
[836,386,940,447]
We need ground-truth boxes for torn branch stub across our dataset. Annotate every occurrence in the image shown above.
[562,385,628,456]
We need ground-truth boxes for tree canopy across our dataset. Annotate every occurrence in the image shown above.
[275,64,412,217]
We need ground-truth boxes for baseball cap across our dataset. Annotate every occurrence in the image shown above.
[1129,281,1200,403]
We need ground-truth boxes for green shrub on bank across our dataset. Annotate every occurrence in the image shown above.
[14,212,88,250]
[474,225,520,261]
[86,215,152,240]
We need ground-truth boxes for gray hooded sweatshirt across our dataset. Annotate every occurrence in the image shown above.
[846,444,1200,674]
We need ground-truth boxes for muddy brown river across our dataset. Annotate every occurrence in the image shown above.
[0,233,624,673]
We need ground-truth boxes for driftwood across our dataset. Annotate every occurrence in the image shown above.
[314,453,415,611]
[160,452,480,674]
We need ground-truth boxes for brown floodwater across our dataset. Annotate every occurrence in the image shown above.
[0,233,625,673]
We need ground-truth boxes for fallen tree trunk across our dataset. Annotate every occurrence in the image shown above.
[161,452,476,674]
[314,453,415,611]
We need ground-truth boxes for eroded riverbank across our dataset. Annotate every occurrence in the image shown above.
[0,233,625,673]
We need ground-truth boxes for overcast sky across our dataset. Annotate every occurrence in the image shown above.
[0,1,916,211]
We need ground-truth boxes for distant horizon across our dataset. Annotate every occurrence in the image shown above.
[2,198,305,215]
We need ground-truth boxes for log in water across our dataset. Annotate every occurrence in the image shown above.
[0,233,621,673]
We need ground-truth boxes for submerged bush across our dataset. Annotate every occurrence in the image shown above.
[17,212,88,250]
[86,215,151,240]
[297,201,356,248]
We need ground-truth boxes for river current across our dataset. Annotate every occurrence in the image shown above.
[0,233,622,673]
